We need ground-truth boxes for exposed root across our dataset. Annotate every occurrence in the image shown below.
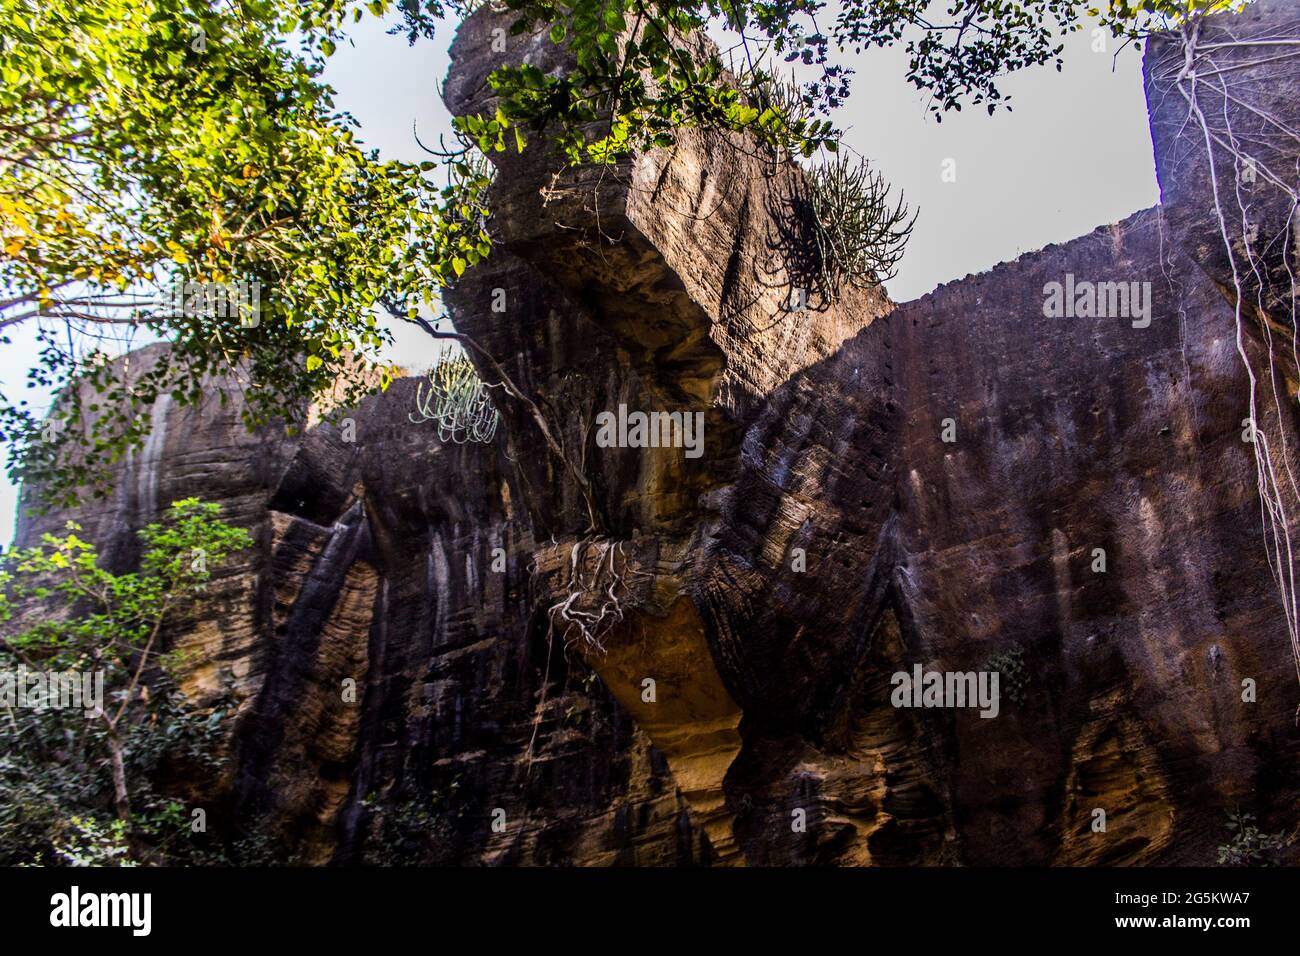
[524,538,651,767]
[1162,15,1300,686]
[545,538,649,656]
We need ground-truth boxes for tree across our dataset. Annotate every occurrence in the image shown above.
[429,1,1243,164]
[0,0,492,507]
[0,497,250,863]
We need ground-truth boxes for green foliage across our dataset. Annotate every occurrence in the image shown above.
[453,0,842,165]
[49,817,135,868]
[424,139,497,286]
[807,153,914,293]
[0,0,456,507]
[432,0,1256,169]
[1217,808,1292,866]
[357,775,468,865]
[1099,0,1249,29]
[0,497,251,865]
[982,644,1030,708]
[2,498,252,667]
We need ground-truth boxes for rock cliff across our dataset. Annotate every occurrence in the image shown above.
[17,0,1300,865]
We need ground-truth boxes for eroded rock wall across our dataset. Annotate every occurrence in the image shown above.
[700,206,1298,865]
[434,1,1300,865]
[19,358,710,865]
[14,0,1300,866]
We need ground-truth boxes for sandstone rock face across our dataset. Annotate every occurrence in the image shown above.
[1145,0,1300,319]
[17,1,1300,865]
[706,206,1298,865]
[20,353,702,865]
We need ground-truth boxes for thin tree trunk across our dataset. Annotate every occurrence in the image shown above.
[106,727,130,821]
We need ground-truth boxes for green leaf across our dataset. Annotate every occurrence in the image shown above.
[603,6,626,32]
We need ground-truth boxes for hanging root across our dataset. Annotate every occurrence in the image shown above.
[545,538,650,656]
[524,538,651,766]
[1162,14,1300,688]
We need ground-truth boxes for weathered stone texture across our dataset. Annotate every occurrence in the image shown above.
[15,0,1300,865]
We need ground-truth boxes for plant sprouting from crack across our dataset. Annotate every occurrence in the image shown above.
[1217,808,1292,865]
[410,343,501,444]
[982,644,1030,707]
[808,153,916,297]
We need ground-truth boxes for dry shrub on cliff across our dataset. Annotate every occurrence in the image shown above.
[409,343,501,444]
[807,153,916,294]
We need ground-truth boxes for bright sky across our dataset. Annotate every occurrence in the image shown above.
[0,12,1159,543]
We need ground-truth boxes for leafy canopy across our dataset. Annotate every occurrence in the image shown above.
[426,0,1245,168]
[0,0,488,505]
